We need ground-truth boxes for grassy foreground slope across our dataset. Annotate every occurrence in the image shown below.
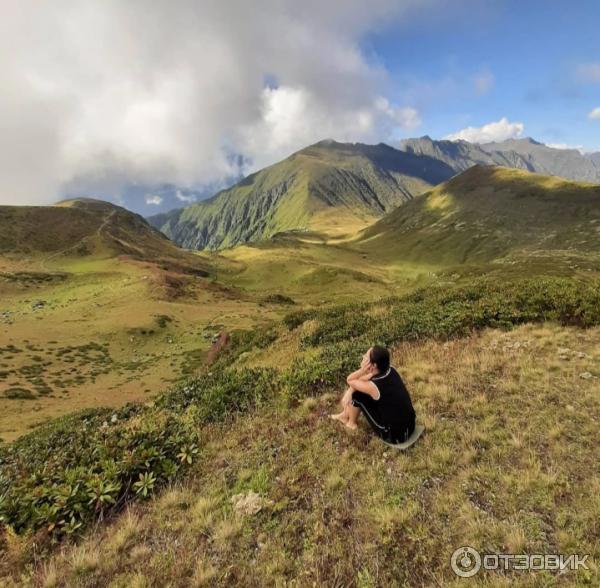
[1,277,599,586]
[358,166,600,269]
[149,140,455,250]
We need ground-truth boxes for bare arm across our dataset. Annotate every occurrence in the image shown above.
[346,366,368,383]
[347,377,380,399]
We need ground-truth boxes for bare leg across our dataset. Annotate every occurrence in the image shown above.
[344,403,360,430]
[330,387,353,422]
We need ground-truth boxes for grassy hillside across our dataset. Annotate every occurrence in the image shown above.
[7,325,597,587]
[1,169,600,585]
[358,166,600,268]
[0,198,210,271]
[0,201,279,441]
[1,277,599,586]
[149,140,456,250]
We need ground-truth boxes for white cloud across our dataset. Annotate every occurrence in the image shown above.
[588,107,600,120]
[473,70,494,96]
[546,143,586,154]
[576,63,600,83]
[444,117,524,143]
[0,0,428,205]
[175,190,196,204]
[145,195,163,205]
[375,97,422,129]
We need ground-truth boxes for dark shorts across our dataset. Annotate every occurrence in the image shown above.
[352,391,415,444]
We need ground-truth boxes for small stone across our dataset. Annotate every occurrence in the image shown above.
[580,372,594,380]
[231,491,272,516]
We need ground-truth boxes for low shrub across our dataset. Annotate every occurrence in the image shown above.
[283,338,368,401]
[0,406,197,536]
[0,368,277,538]
[157,367,278,417]
[261,293,296,305]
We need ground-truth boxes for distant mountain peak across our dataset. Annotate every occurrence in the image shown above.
[514,137,542,145]
[312,138,339,147]
[401,135,600,183]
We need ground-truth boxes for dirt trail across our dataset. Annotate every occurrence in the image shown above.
[206,331,231,364]
[39,209,117,271]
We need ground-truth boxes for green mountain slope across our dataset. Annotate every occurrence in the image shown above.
[0,198,209,272]
[358,165,600,266]
[149,140,456,250]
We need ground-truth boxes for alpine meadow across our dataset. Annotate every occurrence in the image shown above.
[1,2,599,587]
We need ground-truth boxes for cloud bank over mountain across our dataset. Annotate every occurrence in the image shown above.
[444,117,524,143]
[0,0,428,207]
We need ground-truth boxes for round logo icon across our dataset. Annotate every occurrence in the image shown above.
[451,546,482,577]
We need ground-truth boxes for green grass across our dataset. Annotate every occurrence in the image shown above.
[3,322,598,586]
[1,165,600,585]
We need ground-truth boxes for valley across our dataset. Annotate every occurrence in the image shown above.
[0,256,272,441]
[0,202,278,441]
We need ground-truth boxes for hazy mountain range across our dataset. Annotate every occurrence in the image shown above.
[400,136,600,183]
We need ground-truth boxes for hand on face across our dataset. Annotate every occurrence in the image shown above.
[360,351,372,372]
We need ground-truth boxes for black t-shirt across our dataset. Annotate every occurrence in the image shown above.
[371,367,416,434]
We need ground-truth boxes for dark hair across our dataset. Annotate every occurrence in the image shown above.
[369,345,390,373]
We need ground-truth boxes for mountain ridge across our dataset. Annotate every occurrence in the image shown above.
[149,136,600,252]
[400,135,600,183]
[148,140,456,250]
[0,198,209,275]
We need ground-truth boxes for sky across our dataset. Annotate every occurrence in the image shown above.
[1,0,599,214]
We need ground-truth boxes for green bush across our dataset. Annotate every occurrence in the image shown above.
[299,278,600,348]
[225,329,278,358]
[157,367,278,418]
[283,339,368,401]
[0,406,198,536]
[0,368,277,538]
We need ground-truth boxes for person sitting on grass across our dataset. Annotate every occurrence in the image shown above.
[330,345,416,444]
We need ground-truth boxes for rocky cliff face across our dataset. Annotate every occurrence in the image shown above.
[400,136,600,183]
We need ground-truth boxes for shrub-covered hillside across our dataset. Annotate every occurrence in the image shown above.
[1,276,599,585]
